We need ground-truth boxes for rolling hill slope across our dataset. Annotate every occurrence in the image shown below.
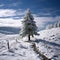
[35,27,60,60]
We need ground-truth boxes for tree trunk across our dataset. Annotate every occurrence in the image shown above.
[28,34,30,41]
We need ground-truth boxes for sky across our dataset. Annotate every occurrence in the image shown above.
[0,0,60,30]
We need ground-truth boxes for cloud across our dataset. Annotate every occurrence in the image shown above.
[0,16,59,31]
[0,18,23,27]
[34,14,60,30]
[0,9,60,31]
[0,9,25,18]
[0,1,22,7]
[0,9,16,17]
[0,9,26,28]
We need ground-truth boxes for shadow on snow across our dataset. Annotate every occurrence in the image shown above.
[34,39,60,47]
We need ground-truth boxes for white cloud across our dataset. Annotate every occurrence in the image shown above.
[0,9,25,28]
[0,15,60,31]
[0,9,60,31]
[0,9,25,17]
[0,9,16,17]
[0,18,23,27]
[34,15,60,30]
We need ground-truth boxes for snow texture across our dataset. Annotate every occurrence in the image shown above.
[35,27,60,60]
[0,34,41,60]
[0,27,60,60]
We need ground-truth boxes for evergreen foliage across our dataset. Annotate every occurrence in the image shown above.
[20,9,38,41]
[46,21,60,29]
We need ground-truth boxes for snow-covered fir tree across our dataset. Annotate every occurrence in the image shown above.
[54,23,58,28]
[20,9,38,41]
[57,21,60,27]
[46,21,60,29]
[46,24,53,29]
[46,25,50,29]
[49,24,53,29]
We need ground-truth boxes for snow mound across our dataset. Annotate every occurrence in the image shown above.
[35,27,60,60]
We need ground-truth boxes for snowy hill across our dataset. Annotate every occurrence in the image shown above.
[35,27,60,60]
[0,30,41,60]
[37,27,60,44]
[0,26,60,60]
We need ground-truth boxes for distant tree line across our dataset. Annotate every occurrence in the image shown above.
[46,21,60,29]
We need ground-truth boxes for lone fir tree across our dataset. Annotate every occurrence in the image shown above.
[20,9,38,41]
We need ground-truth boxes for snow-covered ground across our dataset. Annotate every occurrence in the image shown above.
[35,27,60,60]
[0,23,60,60]
[0,37,40,60]
[0,34,41,60]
